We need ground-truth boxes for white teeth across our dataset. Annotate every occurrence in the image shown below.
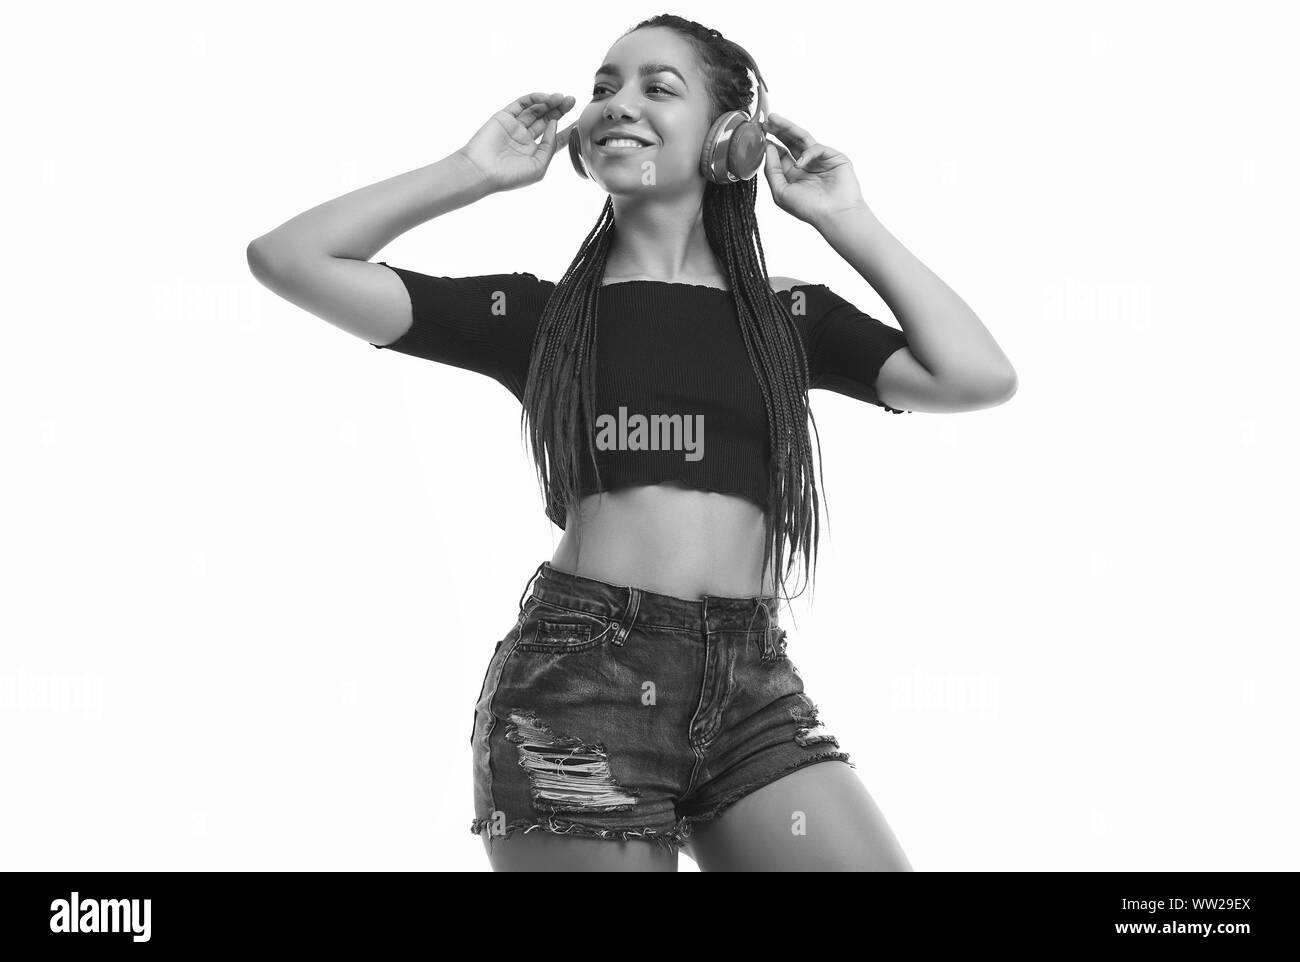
[600,137,650,148]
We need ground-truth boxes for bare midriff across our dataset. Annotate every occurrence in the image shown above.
[550,482,777,601]
[548,276,777,600]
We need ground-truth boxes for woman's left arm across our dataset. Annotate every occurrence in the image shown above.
[764,113,1017,413]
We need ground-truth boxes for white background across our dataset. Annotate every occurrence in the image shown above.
[3,0,1296,871]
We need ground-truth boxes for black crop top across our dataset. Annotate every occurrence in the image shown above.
[370,263,910,526]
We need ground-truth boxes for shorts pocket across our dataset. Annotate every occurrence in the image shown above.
[516,602,615,654]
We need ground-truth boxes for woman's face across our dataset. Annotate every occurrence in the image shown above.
[578,27,715,196]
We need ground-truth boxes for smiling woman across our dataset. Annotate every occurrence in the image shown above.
[571,47,772,189]
[248,10,1012,873]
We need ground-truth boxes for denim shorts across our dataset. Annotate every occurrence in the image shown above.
[470,561,855,851]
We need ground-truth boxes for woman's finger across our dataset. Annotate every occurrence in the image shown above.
[502,92,553,118]
[763,143,789,191]
[795,143,830,169]
[522,103,563,140]
[766,133,796,171]
[508,104,542,134]
[535,117,558,164]
[509,94,572,141]
[766,112,816,154]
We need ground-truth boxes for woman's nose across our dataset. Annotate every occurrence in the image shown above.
[603,100,642,121]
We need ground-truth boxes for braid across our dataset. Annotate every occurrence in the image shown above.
[520,196,616,566]
[521,15,829,604]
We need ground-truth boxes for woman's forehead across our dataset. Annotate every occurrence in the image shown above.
[599,28,704,86]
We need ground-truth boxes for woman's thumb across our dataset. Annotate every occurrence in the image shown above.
[764,143,785,185]
[538,117,557,158]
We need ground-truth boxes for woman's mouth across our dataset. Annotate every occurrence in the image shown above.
[594,134,656,153]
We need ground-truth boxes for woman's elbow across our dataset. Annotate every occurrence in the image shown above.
[246,235,301,288]
[981,367,1018,406]
[993,366,1013,400]
[948,366,1017,410]
[246,237,277,283]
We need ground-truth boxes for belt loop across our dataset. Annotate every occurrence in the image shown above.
[613,585,640,646]
[759,600,775,661]
[518,561,546,613]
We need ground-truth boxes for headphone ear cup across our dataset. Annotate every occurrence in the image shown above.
[568,125,589,179]
[727,119,769,181]
[699,110,743,184]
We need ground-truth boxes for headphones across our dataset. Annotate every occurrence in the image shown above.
[569,53,770,185]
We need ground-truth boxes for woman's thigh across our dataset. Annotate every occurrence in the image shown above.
[483,832,679,872]
[684,761,913,871]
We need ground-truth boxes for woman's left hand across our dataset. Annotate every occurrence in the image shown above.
[762,113,871,226]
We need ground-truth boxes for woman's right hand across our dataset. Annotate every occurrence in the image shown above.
[458,92,577,193]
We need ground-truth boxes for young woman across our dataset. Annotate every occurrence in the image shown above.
[248,14,1016,872]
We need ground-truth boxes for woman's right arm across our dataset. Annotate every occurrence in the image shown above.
[246,91,573,346]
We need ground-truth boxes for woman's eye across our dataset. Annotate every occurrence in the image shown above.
[591,83,674,97]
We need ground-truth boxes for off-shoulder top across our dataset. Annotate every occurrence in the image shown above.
[370,263,910,527]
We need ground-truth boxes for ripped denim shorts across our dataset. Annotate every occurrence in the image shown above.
[470,561,854,851]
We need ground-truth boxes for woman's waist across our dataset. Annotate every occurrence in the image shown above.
[554,483,775,599]
[524,559,782,638]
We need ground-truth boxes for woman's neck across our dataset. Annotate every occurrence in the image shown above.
[606,191,724,283]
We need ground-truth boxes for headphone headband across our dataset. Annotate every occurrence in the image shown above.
[730,44,769,127]
[698,53,771,184]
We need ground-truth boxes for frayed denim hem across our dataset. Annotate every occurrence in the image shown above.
[470,815,692,854]
[675,750,855,832]
[470,750,854,853]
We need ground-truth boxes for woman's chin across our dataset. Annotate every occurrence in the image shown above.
[593,173,660,195]
[593,164,695,196]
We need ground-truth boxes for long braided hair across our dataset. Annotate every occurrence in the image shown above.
[520,14,828,603]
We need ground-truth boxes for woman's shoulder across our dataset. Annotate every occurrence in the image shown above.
[768,276,815,294]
